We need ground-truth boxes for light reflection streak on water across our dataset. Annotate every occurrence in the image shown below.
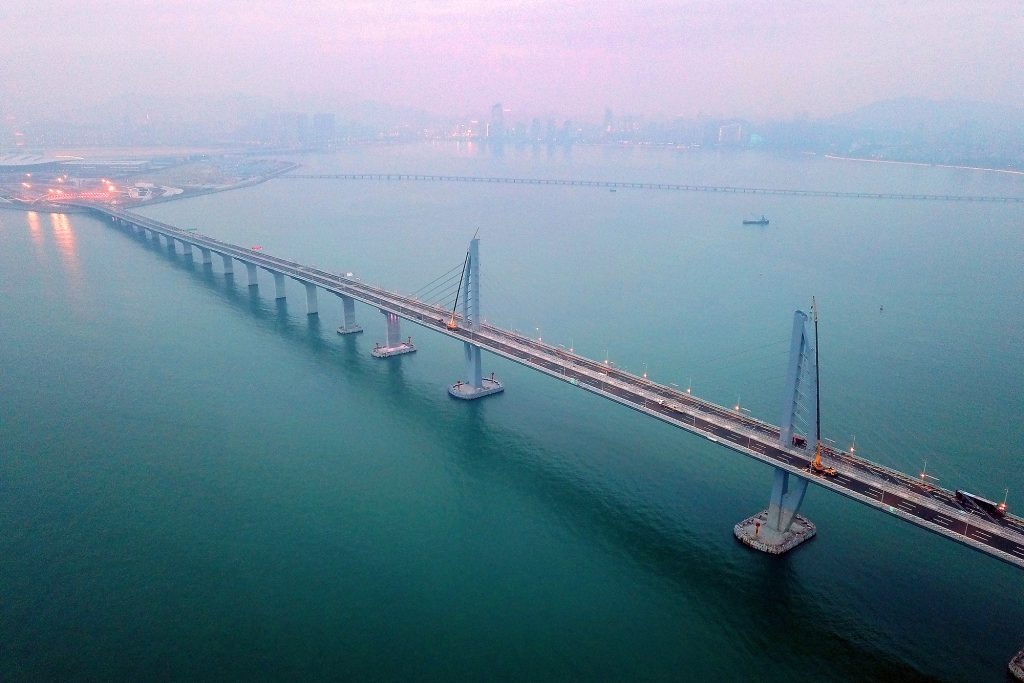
[50,212,83,285]
[25,211,47,261]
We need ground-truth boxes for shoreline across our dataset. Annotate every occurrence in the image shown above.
[0,161,299,215]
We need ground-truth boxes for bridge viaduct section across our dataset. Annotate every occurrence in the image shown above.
[94,206,1024,567]
[90,205,1024,675]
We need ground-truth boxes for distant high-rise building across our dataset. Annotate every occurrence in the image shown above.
[530,118,542,142]
[489,102,505,140]
[312,113,336,147]
[718,122,743,145]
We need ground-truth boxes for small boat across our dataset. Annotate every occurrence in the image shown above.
[742,215,769,225]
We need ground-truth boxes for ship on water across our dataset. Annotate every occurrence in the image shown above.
[742,215,769,225]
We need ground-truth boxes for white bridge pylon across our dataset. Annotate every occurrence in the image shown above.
[448,236,504,399]
[734,308,818,554]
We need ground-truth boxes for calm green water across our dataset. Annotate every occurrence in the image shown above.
[2,145,1022,681]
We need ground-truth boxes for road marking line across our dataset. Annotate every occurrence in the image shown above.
[897,502,916,512]
[970,529,992,540]
[933,516,954,526]
[1011,547,1024,557]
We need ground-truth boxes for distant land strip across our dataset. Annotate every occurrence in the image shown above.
[278,173,1024,203]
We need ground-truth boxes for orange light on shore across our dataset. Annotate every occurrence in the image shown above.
[107,184,116,192]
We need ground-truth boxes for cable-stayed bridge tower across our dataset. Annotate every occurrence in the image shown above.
[448,236,504,399]
[734,308,819,553]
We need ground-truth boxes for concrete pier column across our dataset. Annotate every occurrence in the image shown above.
[219,253,233,274]
[465,342,483,389]
[245,262,258,287]
[371,309,415,357]
[164,235,176,252]
[335,294,363,334]
[386,311,401,346]
[304,283,318,315]
[181,241,193,256]
[273,272,286,299]
[199,247,212,265]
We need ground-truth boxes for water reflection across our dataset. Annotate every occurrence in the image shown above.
[26,211,45,259]
[49,212,82,281]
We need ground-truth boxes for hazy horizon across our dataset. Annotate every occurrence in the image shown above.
[2,1,1023,123]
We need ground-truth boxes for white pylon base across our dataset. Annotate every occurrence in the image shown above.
[448,377,504,400]
[734,510,816,555]
[372,341,415,358]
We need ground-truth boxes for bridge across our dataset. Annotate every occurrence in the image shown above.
[279,173,1024,203]
[86,204,1024,571]
[81,203,1024,674]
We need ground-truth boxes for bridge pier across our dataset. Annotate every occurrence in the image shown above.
[1010,649,1024,681]
[304,283,318,315]
[271,271,286,299]
[735,309,817,555]
[219,253,233,274]
[448,237,503,399]
[734,468,815,553]
[164,234,176,252]
[198,247,212,265]
[244,262,258,287]
[372,310,414,357]
[335,294,362,334]
[181,241,193,256]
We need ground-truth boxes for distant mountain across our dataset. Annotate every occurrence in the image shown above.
[829,98,1024,136]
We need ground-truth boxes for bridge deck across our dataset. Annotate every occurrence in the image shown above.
[279,173,1024,203]
[93,205,1024,569]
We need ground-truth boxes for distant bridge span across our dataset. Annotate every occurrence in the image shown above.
[279,173,1024,203]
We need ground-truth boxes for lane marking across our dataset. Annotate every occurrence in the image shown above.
[1011,547,1024,558]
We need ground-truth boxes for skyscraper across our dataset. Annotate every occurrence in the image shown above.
[489,103,505,140]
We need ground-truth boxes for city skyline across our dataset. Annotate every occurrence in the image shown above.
[3,1,1023,122]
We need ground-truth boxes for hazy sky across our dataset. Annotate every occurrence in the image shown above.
[2,0,1022,121]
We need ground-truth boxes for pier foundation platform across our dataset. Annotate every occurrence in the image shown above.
[448,375,504,400]
[1010,648,1024,681]
[733,510,816,555]
[371,338,416,358]
[336,324,364,335]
